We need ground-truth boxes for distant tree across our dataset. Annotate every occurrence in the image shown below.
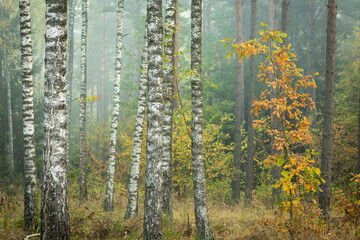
[19,0,37,231]
[162,0,176,217]
[191,0,212,239]
[281,0,290,45]
[104,0,124,212]
[307,0,317,126]
[143,0,164,238]
[40,0,70,238]
[245,0,257,204]
[319,0,337,221]
[66,0,76,167]
[233,0,244,204]
[4,41,13,184]
[79,0,88,200]
[124,31,148,219]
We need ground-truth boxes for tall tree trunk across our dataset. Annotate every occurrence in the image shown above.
[4,41,14,184]
[124,32,148,219]
[19,0,37,231]
[191,0,212,239]
[281,0,290,45]
[173,0,179,109]
[358,91,360,174]
[36,41,44,102]
[79,0,88,200]
[40,1,70,238]
[307,0,317,127]
[66,0,76,168]
[232,0,244,205]
[104,0,124,212]
[273,0,279,29]
[319,0,337,221]
[162,0,176,218]
[143,0,164,238]
[268,0,273,28]
[245,0,257,204]
[271,0,282,200]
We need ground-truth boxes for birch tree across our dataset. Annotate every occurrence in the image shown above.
[143,0,164,238]
[79,0,88,200]
[4,41,14,184]
[66,0,76,167]
[40,0,70,238]
[124,32,148,219]
[319,0,337,221]
[191,0,212,238]
[245,0,257,204]
[162,0,176,217]
[232,0,244,204]
[19,0,37,231]
[104,0,124,212]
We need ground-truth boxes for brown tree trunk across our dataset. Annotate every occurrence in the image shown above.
[307,0,317,127]
[232,0,244,204]
[245,0,257,204]
[273,0,279,30]
[319,0,337,221]
[270,0,281,200]
[281,0,290,45]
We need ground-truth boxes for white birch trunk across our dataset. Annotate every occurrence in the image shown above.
[19,0,37,231]
[79,0,88,200]
[4,41,14,184]
[124,32,148,219]
[104,0,124,212]
[40,1,70,238]
[191,0,212,239]
[143,0,164,238]
[162,0,176,218]
[66,0,76,168]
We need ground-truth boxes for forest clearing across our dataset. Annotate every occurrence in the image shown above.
[1,0,360,239]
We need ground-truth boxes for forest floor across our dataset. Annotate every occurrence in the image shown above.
[0,186,359,240]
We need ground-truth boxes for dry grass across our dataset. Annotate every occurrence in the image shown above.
[1,187,360,239]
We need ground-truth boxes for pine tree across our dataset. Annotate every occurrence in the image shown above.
[233,0,244,204]
[319,0,337,221]
[245,0,257,204]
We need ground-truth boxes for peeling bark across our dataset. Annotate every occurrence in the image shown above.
[104,0,124,212]
[124,31,148,219]
[191,0,212,239]
[19,0,37,231]
[40,1,70,239]
[143,0,164,238]
[79,0,88,200]
[162,0,176,218]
